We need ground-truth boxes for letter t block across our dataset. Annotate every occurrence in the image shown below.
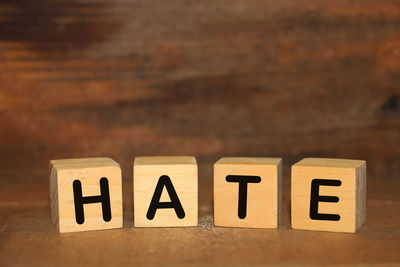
[214,157,282,228]
[49,157,123,233]
[291,158,366,233]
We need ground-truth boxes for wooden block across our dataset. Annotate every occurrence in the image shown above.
[49,157,123,233]
[291,158,366,233]
[214,157,282,228]
[133,156,198,227]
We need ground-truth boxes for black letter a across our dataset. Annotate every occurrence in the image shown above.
[146,175,185,220]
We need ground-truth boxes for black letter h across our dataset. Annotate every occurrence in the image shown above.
[73,177,112,224]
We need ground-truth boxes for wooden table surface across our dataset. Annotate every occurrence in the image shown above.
[0,0,399,265]
[1,174,400,266]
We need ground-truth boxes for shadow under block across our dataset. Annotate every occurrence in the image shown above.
[49,157,123,233]
[214,157,282,228]
[134,156,198,227]
[291,158,366,233]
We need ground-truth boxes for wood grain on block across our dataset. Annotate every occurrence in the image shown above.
[291,158,366,233]
[49,157,123,233]
[214,157,282,228]
[134,156,198,227]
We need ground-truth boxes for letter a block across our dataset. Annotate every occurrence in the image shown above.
[50,157,123,233]
[134,156,198,227]
[291,158,366,233]
[214,157,282,228]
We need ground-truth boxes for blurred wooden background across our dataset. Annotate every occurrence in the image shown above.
[1,0,399,187]
[0,1,399,265]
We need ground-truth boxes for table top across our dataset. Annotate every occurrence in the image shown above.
[1,174,399,266]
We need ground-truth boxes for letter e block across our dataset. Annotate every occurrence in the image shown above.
[291,158,366,233]
[214,157,282,228]
[50,157,123,233]
[134,156,198,227]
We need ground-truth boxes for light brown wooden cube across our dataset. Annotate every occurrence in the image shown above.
[291,158,366,233]
[50,157,123,233]
[134,156,198,227]
[214,157,282,228]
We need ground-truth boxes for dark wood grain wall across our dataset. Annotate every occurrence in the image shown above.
[0,0,399,186]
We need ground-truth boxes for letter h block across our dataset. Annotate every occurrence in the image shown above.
[134,156,198,227]
[214,157,282,228]
[50,158,123,233]
[291,158,366,233]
